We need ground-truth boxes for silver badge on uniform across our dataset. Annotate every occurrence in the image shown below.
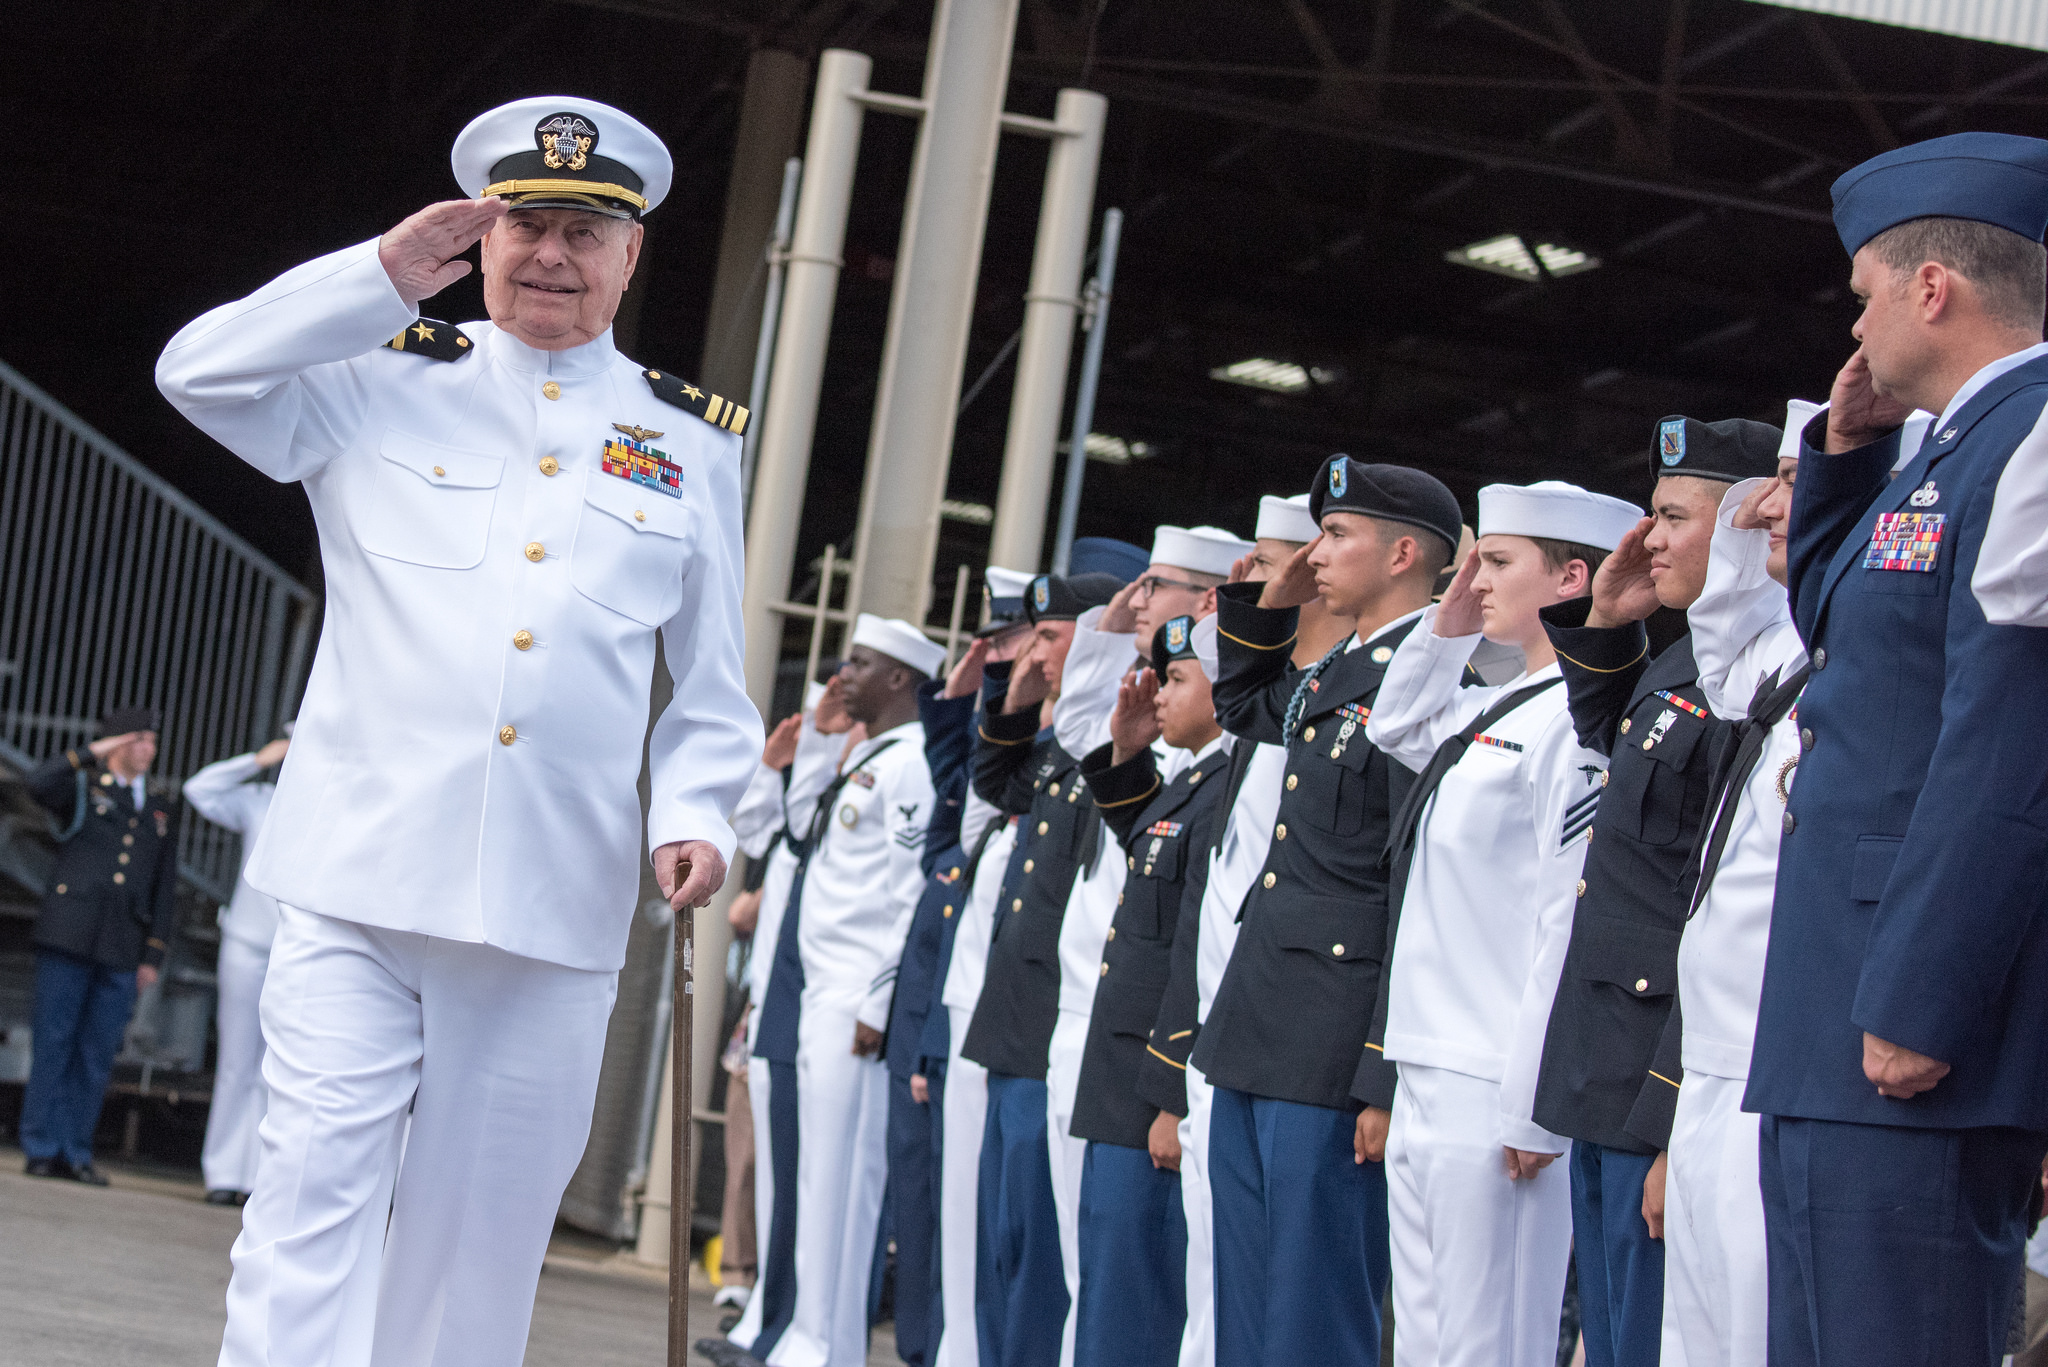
[1908,480,1939,508]
[839,803,859,828]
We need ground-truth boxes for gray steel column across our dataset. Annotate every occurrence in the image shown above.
[988,89,1107,574]
[845,0,1023,623]
[742,49,873,712]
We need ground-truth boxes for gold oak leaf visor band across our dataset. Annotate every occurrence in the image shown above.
[482,179,649,214]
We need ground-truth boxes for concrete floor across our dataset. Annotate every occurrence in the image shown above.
[0,1148,899,1366]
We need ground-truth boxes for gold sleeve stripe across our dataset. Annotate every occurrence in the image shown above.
[1364,1041,1384,1053]
[1554,642,1650,675]
[1096,778,1161,808]
[1167,1030,1194,1041]
[1648,1069,1682,1089]
[1146,1044,1188,1071]
[1217,626,1296,651]
[977,726,1030,745]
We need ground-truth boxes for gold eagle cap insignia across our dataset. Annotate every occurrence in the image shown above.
[612,423,665,442]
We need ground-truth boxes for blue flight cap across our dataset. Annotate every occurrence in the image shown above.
[1831,132,2048,256]
[1068,537,1149,583]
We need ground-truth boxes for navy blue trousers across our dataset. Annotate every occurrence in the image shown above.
[976,1073,1069,1367]
[21,950,135,1168]
[888,1071,942,1365]
[1075,1140,1186,1367]
[751,1059,802,1359]
[1569,1141,1664,1367]
[1760,1114,2044,1366]
[1209,1087,1389,1367]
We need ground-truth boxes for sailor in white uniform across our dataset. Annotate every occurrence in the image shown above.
[184,736,291,1205]
[770,616,942,1367]
[1654,404,1815,1367]
[1048,526,1252,1367]
[1367,481,1640,1367]
[156,96,762,1367]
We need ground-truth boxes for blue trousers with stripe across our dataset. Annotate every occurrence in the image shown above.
[975,1073,1069,1367]
[1074,1140,1185,1367]
[1569,1141,1664,1367]
[888,1070,942,1365]
[1209,1086,1389,1367]
[749,1059,801,1359]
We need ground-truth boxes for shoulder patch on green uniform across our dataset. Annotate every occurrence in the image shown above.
[384,319,474,361]
[643,369,749,436]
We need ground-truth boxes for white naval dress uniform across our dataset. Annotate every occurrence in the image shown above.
[1178,740,1279,1367]
[1660,482,1806,1367]
[156,238,761,1367]
[1366,609,1606,1367]
[770,723,935,1367]
[933,799,1016,1367]
[728,712,841,1352]
[184,753,282,1194]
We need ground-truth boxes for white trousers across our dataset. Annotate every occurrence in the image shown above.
[1386,1062,1572,1367]
[219,906,616,1367]
[768,994,890,1367]
[1047,1009,1090,1367]
[727,1055,776,1352]
[202,935,271,1192]
[1176,1062,1216,1367]
[1660,1073,1766,1367]
[934,1005,988,1367]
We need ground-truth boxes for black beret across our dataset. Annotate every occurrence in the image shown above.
[1151,615,1200,678]
[100,704,161,735]
[1307,456,1463,559]
[1650,416,1783,486]
[1025,572,1125,625]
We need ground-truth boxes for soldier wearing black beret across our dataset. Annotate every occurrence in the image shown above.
[1528,414,1779,1365]
[19,705,182,1184]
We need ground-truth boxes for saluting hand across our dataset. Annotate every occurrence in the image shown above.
[1433,550,1486,638]
[379,198,509,309]
[944,637,990,700]
[1109,668,1162,765]
[1257,537,1323,611]
[1005,643,1055,714]
[1098,580,1143,636]
[813,675,855,735]
[761,713,803,771]
[1825,347,1915,454]
[1732,475,1777,532]
[1586,518,1660,628]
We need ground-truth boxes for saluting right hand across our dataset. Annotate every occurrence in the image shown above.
[1585,518,1660,628]
[378,198,509,308]
[1433,550,1486,638]
[1825,346,1914,454]
[1108,668,1162,765]
[87,732,144,760]
[1257,537,1323,611]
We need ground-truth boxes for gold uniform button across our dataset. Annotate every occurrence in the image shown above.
[513,630,534,650]
[1049,782,1060,796]
[113,872,126,885]
[525,541,545,562]
[1600,772,1609,788]
[634,510,646,522]
[1037,821,1049,836]
[542,381,561,400]
[1108,928,1116,941]
[118,853,130,865]
[1635,978,1650,993]
[1576,879,1587,897]
[55,884,66,895]
[539,457,560,476]
[1189,770,1202,784]
[499,725,518,745]
[1275,824,1287,841]
[1100,962,1109,978]
[1620,718,1632,735]
[122,834,134,847]
[1013,899,1023,912]
[943,905,955,919]
[1332,944,1345,956]
[432,465,446,477]
[1286,774,1298,791]
[1128,855,1136,869]
[1117,894,1124,906]
[1303,725,1316,742]
[1263,872,1277,889]
[1643,739,1654,751]
[1023,859,1035,873]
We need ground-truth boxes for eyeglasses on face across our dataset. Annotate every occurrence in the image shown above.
[1133,574,1205,598]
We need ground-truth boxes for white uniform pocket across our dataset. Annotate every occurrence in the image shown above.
[571,473,694,626]
[360,428,505,570]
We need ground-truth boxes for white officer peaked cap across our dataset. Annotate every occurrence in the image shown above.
[1256,494,1319,544]
[452,96,672,219]
[984,566,1035,601]
[1476,480,1643,552]
[852,613,947,679]
[1151,525,1254,577]
[1781,399,1826,461]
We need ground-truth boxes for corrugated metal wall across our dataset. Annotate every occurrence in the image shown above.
[1747,0,2048,51]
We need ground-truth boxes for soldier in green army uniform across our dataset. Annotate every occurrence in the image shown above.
[20,704,181,1184]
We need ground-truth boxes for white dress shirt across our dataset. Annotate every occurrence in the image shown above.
[156,239,762,971]
[1196,743,1281,1020]
[1680,481,1808,1081]
[1367,607,1607,1152]
[794,722,936,1030]
[1964,344,2048,625]
[183,754,281,951]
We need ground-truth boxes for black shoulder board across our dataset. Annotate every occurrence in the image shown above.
[384,319,474,362]
[643,369,749,436]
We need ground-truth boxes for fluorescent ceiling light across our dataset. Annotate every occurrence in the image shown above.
[1060,433,1155,465]
[940,499,993,525]
[1210,358,1314,393]
[1448,233,1601,281]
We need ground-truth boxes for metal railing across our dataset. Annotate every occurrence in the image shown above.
[0,357,317,903]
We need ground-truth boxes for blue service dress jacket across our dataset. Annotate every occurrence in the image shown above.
[1749,357,2048,1131]
[884,682,976,1082]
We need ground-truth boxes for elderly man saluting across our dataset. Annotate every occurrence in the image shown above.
[156,97,761,1367]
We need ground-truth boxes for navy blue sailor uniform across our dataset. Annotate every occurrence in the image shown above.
[21,746,182,1172]
[1196,579,1417,1367]
[1745,132,2048,1367]
[1066,734,1229,1367]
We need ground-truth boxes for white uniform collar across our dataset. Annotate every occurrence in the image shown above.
[479,322,619,378]
[1934,340,2048,434]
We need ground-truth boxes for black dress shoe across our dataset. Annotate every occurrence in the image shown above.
[205,1188,247,1206]
[23,1156,69,1179]
[694,1337,768,1367]
[68,1162,110,1186]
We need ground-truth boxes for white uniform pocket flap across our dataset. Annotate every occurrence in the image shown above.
[378,429,504,489]
[582,470,690,539]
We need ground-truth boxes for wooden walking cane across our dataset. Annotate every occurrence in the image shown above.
[668,897,695,1366]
